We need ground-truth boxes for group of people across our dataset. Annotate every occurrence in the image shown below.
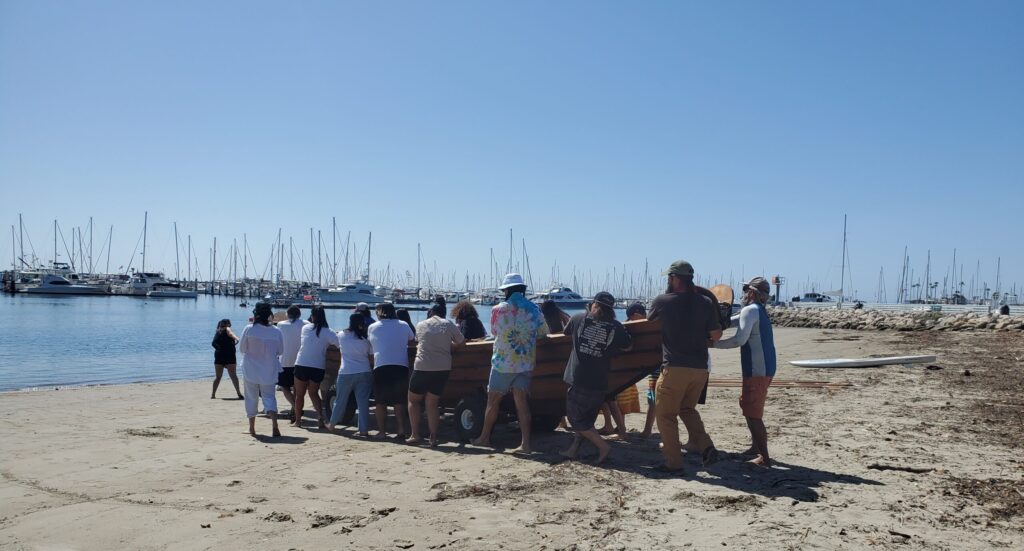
[214,259,777,471]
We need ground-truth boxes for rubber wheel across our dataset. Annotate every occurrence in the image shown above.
[531,414,562,433]
[454,393,487,441]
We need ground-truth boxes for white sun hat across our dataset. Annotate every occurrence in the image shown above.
[498,273,526,290]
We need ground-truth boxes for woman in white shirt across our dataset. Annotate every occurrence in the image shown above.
[292,306,340,430]
[239,303,284,437]
[326,314,374,436]
[367,303,416,439]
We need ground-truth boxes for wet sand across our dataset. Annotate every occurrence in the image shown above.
[1,327,1021,550]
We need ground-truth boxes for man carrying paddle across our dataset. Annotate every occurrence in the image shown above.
[715,277,777,467]
[648,260,722,472]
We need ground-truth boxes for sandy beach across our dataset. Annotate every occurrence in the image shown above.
[1,327,1021,550]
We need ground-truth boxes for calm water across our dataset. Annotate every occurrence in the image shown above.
[0,294,602,391]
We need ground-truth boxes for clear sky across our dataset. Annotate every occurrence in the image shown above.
[2,1,1022,300]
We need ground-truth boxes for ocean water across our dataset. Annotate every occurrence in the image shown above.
[0,294,604,391]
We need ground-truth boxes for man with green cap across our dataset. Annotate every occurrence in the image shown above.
[648,260,722,472]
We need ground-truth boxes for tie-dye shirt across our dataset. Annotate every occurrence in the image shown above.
[490,292,549,374]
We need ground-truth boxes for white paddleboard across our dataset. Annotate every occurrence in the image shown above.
[789,355,937,368]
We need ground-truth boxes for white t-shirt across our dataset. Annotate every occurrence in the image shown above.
[368,319,415,368]
[277,318,309,368]
[294,323,341,370]
[338,330,373,375]
[239,324,284,385]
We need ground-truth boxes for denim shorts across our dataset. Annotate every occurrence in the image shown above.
[487,369,531,394]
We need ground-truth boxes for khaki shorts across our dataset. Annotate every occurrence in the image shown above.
[739,376,772,419]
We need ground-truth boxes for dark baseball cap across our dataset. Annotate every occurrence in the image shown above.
[593,291,616,309]
[662,260,695,277]
[625,301,647,317]
[742,277,771,294]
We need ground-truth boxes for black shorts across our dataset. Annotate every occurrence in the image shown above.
[409,370,450,397]
[566,385,605,432]
[293,365,325,384]
[373,365,409,405]
[277,367,295,388]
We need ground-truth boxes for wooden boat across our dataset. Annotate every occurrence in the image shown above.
[323,318,664,440]
[439,318,663,439]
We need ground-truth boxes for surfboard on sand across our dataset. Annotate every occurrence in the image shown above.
[790,355,937,368]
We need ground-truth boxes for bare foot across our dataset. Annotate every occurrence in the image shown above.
[372,431,387,439]
[249,429,257,437]
[595,444,611,465]
[211,395,216,399]
[272,428,281,438]
[326,423,336,432]
[682,442,699,453]
[429,437,439,448]
[510,446,532,455]
[559,447,579,459]
[597,426,615,436]
[405,436,423,445]
[470,438,490,447]
[357,432,370,438]
[639,431,652,440]
[746,455,771,468]
[739,446,758,456]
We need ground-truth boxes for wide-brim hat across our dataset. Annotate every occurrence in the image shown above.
[499,273,526,290]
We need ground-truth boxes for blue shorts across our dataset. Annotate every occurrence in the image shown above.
[487,370,532,394]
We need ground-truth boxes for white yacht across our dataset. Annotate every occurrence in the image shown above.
[532,287,591,308]
[118,272,172,296]
[147,281,198,299]
[316,280,388,305]
[24,274,111,295]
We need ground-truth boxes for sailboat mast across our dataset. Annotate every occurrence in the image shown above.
[142,212,147,272]
[174,222,180,281]
[417,243,421,290]
[838,214,847,306]
[17,213,24,269]
[366,232,372,282]
[53,219,57,266]
[187,235,192,281]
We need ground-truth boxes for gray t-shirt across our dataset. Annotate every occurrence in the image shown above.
[414,316,466,372]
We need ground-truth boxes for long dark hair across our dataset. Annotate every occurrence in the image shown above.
[253,303,273,326]
[376,303,397,320]
[540,300,567,333]
[590,302,616,322]
[397,308,416,333]
[309,305,329,336]
[216,319,231,333]
[347,313,367,340]
[451,300,478,322]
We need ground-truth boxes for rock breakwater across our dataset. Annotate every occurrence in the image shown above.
[768,307,1024,332]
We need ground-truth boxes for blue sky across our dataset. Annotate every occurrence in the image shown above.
[1,1,1022,300]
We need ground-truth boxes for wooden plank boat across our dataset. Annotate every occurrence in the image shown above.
[437,318,663,438]
[324,318,663,440]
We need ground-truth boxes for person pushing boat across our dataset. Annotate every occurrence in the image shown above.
[715,277,777,467]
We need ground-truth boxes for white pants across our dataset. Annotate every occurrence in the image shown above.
[244,380,278,418]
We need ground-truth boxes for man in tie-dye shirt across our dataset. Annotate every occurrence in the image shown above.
[471,273,548,453]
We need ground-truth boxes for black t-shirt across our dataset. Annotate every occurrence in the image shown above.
[562,313,632,391]
[212,331,237,364]
[458,317,487,340]
[648,292,719,369]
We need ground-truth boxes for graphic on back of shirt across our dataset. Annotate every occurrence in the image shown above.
[577,318,617,359]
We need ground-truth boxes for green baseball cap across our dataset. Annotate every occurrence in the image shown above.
[662,260,695,277]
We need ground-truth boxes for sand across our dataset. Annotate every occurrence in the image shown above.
[1,327,1021,550]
